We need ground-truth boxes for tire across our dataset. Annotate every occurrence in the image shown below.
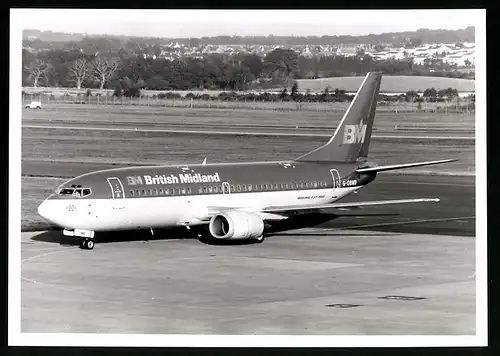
[80,240,88,249]
[86,240,94,250]
[254,235,265,244]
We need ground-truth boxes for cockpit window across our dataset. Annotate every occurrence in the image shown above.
[60,188,75,195]
[59,188,92,197]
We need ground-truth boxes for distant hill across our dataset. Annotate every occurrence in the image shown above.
[22,27,474,46]
[23,29,86,42]
[284,76,475,93]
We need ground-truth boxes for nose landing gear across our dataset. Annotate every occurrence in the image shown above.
[63,229,96,250]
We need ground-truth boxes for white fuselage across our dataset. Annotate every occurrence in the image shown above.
[39,186,359,232]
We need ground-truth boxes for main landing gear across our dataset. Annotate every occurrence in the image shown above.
[81,238,95,250]
[254,235,265,244]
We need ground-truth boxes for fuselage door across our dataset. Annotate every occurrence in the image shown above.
[329,169,341,195]
[107,177,125,209]
[222,182,231,197]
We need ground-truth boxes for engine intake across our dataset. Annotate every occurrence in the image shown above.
[209,211,264,240]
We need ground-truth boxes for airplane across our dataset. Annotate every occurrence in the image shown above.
[37,72,456,250]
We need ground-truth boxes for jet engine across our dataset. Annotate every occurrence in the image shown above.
[208,211,264,240]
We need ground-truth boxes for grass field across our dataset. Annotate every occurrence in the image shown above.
[21,96,474,114]
[22,127,475,174]
[21,104,476,132]
[22,76,475,98]
[21,176,66,231]
[291,76,475,93]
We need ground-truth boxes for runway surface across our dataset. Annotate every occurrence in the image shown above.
[22,119,474,139]
[20,228,475,335]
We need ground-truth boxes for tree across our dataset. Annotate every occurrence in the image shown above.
[24,59,47,88]
[91,56,120,90]
[423,87,438,98]
[291,81,299,100]
[264,48,299,83]
[68,58,89,89]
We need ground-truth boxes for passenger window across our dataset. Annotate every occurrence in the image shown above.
[242,185,246,192]
[198,187,203,193]
[155,188,159,195]
[248,185,252,192]
[165,188,169,195]
[159,188,163,194]
[203,186,207,193]
[213,186,218,193]
[313,181,318,188]
[231,185,235,191]
[176,188,181,194]
[237,185,241,192]
[274,183,278,189]
[187,187,191,194]
[136,190,141,197]
[148,189,152,196]
[142,189,146,196]
[208,186,213,193]
[181,188,186,194]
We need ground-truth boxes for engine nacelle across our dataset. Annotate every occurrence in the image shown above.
[208,211,264,240]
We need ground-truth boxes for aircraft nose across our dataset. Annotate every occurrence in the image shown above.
[37,200,50,221]
[38,199,59,226]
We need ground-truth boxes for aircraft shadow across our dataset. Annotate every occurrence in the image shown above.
[29,228,262,247]
[30,228,199,247]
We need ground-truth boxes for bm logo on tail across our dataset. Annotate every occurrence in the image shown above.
[343,123,367,144]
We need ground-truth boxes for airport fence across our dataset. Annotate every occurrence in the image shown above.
[21,92,475,114]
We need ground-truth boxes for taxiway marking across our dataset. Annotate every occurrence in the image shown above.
[328,216,476,231]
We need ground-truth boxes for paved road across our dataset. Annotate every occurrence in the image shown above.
[22,160,475,236]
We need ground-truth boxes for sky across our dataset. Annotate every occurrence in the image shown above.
[13,9,481,38]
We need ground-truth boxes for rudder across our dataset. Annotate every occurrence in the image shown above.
[295,72,382,163]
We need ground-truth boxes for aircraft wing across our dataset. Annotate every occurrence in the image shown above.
[356,159,457,173]
[256,198,440,214]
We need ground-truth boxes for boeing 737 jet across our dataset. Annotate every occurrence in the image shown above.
[37,72,455,250]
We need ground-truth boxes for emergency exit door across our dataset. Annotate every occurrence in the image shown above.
[107,177,125,209]
[329,169,341,195]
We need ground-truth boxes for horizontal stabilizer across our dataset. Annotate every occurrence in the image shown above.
[259,198,440,214]
[356,159,457,173]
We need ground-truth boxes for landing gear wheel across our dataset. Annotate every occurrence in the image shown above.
[80,239,94,250]
[254,235,265,244]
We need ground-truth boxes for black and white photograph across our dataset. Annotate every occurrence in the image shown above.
[9,8,486,347]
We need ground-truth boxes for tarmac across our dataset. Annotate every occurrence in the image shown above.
[20,228,475,335]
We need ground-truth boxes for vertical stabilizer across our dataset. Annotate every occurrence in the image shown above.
[295,72,382,162]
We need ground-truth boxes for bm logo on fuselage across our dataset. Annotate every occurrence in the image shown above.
[343,123,367,144]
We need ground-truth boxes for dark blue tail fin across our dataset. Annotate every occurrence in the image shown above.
[295,72,382,163]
